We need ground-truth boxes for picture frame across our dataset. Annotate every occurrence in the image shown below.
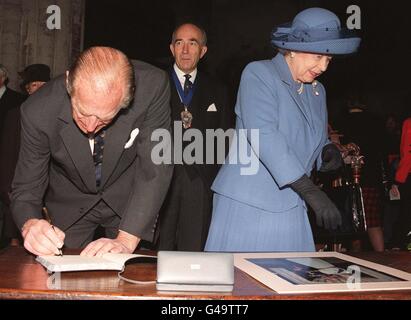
[234,252,411,294]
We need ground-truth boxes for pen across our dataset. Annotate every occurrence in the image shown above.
[43,207,63,257]
[51,225,63,257]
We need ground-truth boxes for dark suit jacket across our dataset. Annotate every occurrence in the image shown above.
[0,88,25,203]
[156,69,232,250]
[0,106,22,204]
[10,60,173,242]
[0,87,25,137]
[169,70,232,187]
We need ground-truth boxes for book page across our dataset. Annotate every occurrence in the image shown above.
[101,253,142,266]
[36,253,148,272]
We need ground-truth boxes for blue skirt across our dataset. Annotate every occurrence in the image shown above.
[205,193,315,252]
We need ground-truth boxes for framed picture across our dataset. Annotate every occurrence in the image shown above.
[234,252,411,294]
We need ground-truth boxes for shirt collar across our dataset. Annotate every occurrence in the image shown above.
[0,85,6,99]
[173,64,197,86]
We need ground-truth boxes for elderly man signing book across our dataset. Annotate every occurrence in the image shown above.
[11,46,173,257]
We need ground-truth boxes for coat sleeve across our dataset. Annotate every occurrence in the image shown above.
[118,71,174,241]
[0,107,20,203]
[237,62,305,188]
[395,118,411,183]
[315,83,331,171]
[10,102,50,230]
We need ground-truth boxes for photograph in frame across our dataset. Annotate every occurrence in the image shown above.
[234,252,411,294]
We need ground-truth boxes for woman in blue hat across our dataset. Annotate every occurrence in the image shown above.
[205,8,361,252]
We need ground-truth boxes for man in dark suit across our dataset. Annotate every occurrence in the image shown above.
[19,63,51,95]
[0,64,51,247]
[0,64,25,137]
[0,64,25,246]
[11,47,173,256]
[0,64,45,201]
[158,23,232,251]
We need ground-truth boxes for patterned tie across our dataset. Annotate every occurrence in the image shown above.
[93,130,105,188]
[183,74,192,96]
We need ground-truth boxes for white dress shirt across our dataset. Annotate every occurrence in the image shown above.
[0,85,6,100]
[173,64,197,90]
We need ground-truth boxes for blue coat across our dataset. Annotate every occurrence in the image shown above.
[205,54,329,252]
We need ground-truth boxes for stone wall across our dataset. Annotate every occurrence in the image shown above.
[0,0,84,91]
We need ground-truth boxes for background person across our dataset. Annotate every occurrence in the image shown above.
[381,114,402,249]
[0,64,25,139]
[19,64,51,95]
[0,64,25,247]
[205,7,361,252]
[0,64,51,247]
[157,23,231,251]
[393,117,411,249]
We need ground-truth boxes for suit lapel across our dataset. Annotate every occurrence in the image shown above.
[286,85,313,128]
[189,72,213,130]
[100,110,135,187]
[0,89,8,108]
[0,89,13,111]
[271,56,313,128]
[58,101,135,191]
[169,71,184,121]
[58,103,97,193]
[189,72,203,126]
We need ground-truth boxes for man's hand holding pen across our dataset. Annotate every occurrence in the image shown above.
[21,219,65,256]
[51,225,63,256]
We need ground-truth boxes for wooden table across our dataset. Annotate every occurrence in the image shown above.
[0,247,410,300]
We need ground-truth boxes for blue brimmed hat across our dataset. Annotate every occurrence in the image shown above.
[271,7,361,55]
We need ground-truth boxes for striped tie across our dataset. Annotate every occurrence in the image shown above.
[183,74,192,96]
[93,130,105,188]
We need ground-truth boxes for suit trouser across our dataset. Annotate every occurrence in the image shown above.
[63,200,120,248]
[158,166,213,251]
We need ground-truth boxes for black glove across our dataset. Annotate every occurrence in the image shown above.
[319,143,343,172]
[291,175,342,230]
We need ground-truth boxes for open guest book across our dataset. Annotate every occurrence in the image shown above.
[36,253,155,272]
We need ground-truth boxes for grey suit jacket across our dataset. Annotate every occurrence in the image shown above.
[11,60,173,242]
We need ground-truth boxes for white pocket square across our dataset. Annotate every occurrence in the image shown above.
[207,103,217,112]
[124,128,139,149]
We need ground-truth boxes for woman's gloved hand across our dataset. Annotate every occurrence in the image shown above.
[320,143,343,172]
[291,174,342,230]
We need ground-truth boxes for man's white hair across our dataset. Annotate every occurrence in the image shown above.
[66,47,135,109]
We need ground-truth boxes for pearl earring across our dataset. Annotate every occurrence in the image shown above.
[290,52,295,58]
